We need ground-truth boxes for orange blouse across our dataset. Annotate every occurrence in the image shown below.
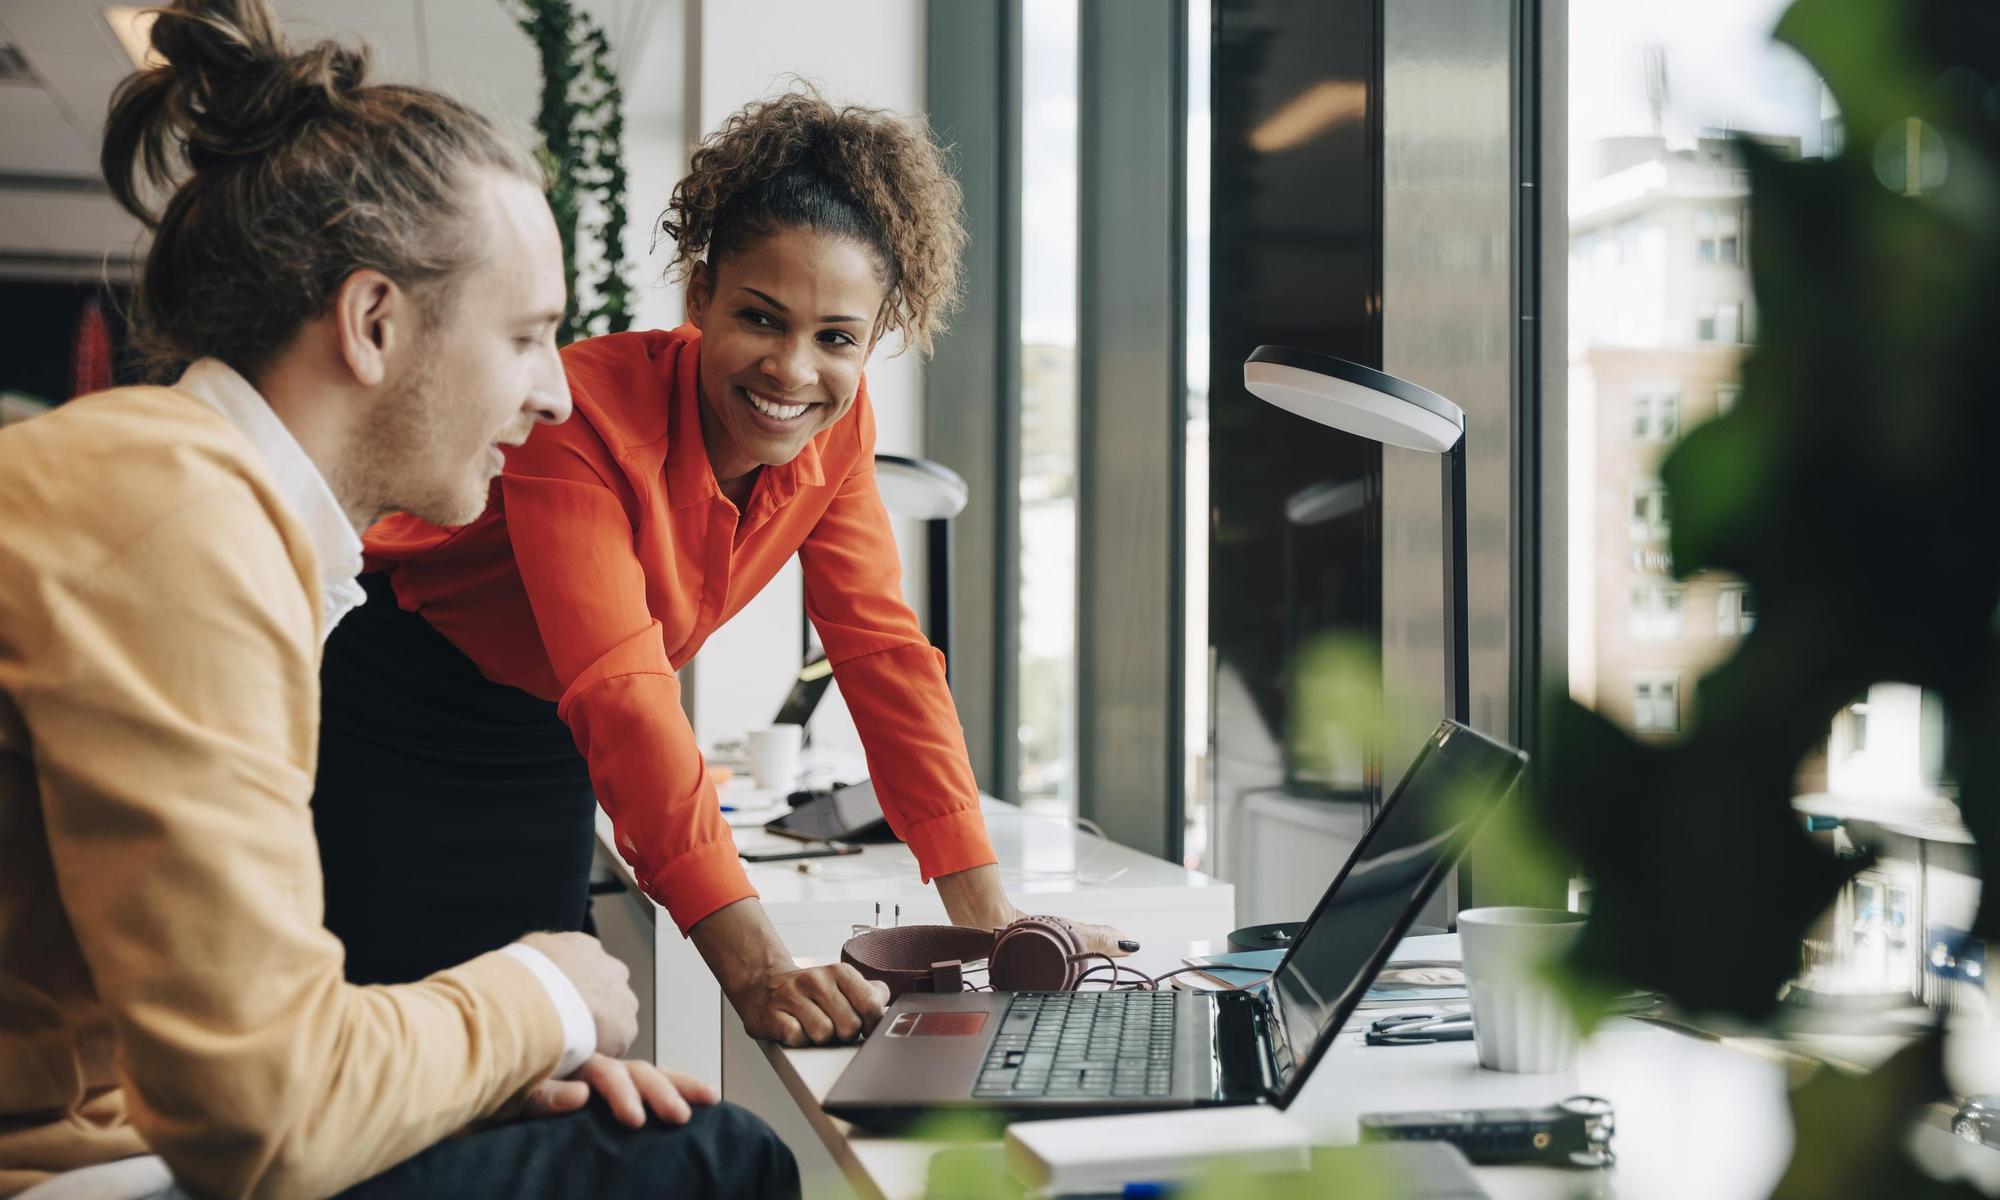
[364,325,995,934]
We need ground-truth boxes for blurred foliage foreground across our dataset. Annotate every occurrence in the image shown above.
[1524,0,2000,1195]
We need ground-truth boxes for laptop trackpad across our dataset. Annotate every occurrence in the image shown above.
[886,1011,989,1037]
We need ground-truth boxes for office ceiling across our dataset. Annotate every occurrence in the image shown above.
[0,0,676,281]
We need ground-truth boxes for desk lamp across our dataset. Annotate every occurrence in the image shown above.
[874,453,969,685]
[1243,346,1469,724]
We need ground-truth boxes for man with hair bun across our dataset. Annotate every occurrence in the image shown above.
[0,2,794,1198]
[313,90,1136,1048]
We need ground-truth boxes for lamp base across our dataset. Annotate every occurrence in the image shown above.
[1227,922,1305,954]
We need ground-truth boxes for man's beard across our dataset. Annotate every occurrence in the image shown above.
[337,348,487,530]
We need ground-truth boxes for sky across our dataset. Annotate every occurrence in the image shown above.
[1568,0,1829,169]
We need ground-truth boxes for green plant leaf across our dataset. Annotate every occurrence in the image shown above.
[508,0,634,342]
[1770,1034,1982,1200]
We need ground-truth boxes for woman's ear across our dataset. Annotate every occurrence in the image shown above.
[685,260,714,330]
[866,300,893,358]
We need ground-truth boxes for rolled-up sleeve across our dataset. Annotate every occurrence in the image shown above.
[799,406,996,882]
[501,440,753,935]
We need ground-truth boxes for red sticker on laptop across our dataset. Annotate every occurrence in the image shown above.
[884,1012,990,1037]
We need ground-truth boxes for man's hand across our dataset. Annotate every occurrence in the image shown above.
[515,931,638,1058]
[935,864,1138,958]
[733,962,889,1047]
[523,1055,717,1128]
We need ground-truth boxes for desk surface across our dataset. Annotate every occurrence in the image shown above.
[759,939,2000,1200]
[598,797,1229,914]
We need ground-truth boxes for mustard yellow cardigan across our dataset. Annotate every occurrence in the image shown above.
[0,386,563,1199]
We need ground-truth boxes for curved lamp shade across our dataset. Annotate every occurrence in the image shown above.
[874,453,969,520]
[1244,344,1472,731]
[1243,345,1464,454]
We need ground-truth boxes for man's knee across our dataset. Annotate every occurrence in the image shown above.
[635,1103,799,1200]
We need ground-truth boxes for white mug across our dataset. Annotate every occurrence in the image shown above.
[746,724,804,793]
[1458,906,1587,1073]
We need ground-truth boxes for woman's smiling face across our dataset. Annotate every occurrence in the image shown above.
[685,225,888,485]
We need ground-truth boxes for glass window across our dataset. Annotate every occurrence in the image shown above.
[1717,584,1757,636]
[1181,0,1211,869]
[1718,209,1743,265]
[1717,302,1743,344]
[1632,383,1680,441]
[1016,0,1080,814]
[1631,673,1682,733]
[1628,481,1670,541]
[1568,0,1824,742]
[1698,207,1745,265]
[1629,584,1685,641]
[1695,306,1717,343]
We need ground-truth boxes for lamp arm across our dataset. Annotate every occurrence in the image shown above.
[1441,439,1471,726]
[928,516,953,689]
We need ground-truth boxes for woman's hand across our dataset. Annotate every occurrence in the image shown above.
[934,864,1139,957]
[524,1055,718,1128]
[730,961,889,1046]
[690,897,890,1046]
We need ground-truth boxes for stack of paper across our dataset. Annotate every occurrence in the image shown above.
[1175,949,1468,1006]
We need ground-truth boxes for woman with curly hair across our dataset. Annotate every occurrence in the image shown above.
[311,90,1131,1047]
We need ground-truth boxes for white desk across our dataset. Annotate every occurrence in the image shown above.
[588,798,1235,1094]
[755,938,2000,1200]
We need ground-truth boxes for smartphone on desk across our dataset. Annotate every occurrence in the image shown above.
[738,840,864,864]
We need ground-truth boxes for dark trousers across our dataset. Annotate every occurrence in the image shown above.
[334,1102,799,1200]
[314,574,599,985]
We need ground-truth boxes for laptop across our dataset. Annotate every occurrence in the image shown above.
[823,719,1527,1130]
[773,652,835,727]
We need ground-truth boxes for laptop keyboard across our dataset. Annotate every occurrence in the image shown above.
[972,991,1177,1100]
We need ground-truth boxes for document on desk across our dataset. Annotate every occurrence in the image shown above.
[1178,946,1467,1006]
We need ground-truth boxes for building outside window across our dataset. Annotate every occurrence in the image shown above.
[1567,0,1819,742]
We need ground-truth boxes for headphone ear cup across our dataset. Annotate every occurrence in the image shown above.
[990,916,1090,991]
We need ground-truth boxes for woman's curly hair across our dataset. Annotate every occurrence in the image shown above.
[661,89,966,358]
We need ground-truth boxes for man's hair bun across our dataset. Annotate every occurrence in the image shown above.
[107,1,376,221]
[99,0,542,379]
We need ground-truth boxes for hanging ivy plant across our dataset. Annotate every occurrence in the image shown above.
[509,0,633,342]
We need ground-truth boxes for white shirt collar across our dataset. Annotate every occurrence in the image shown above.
[174,358,368,639]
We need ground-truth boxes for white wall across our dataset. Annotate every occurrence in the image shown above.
[675,0,932,756]
[609,0,692,334]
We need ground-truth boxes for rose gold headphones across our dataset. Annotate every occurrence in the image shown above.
[841,914,1154,999]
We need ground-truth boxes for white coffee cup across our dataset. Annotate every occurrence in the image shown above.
[746,724,804,793]
[1458,906,1587,1073]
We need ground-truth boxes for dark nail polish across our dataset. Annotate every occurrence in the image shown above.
[1118,939,1141,952]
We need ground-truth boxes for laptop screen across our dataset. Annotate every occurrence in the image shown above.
[1262,720,1526,1104]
